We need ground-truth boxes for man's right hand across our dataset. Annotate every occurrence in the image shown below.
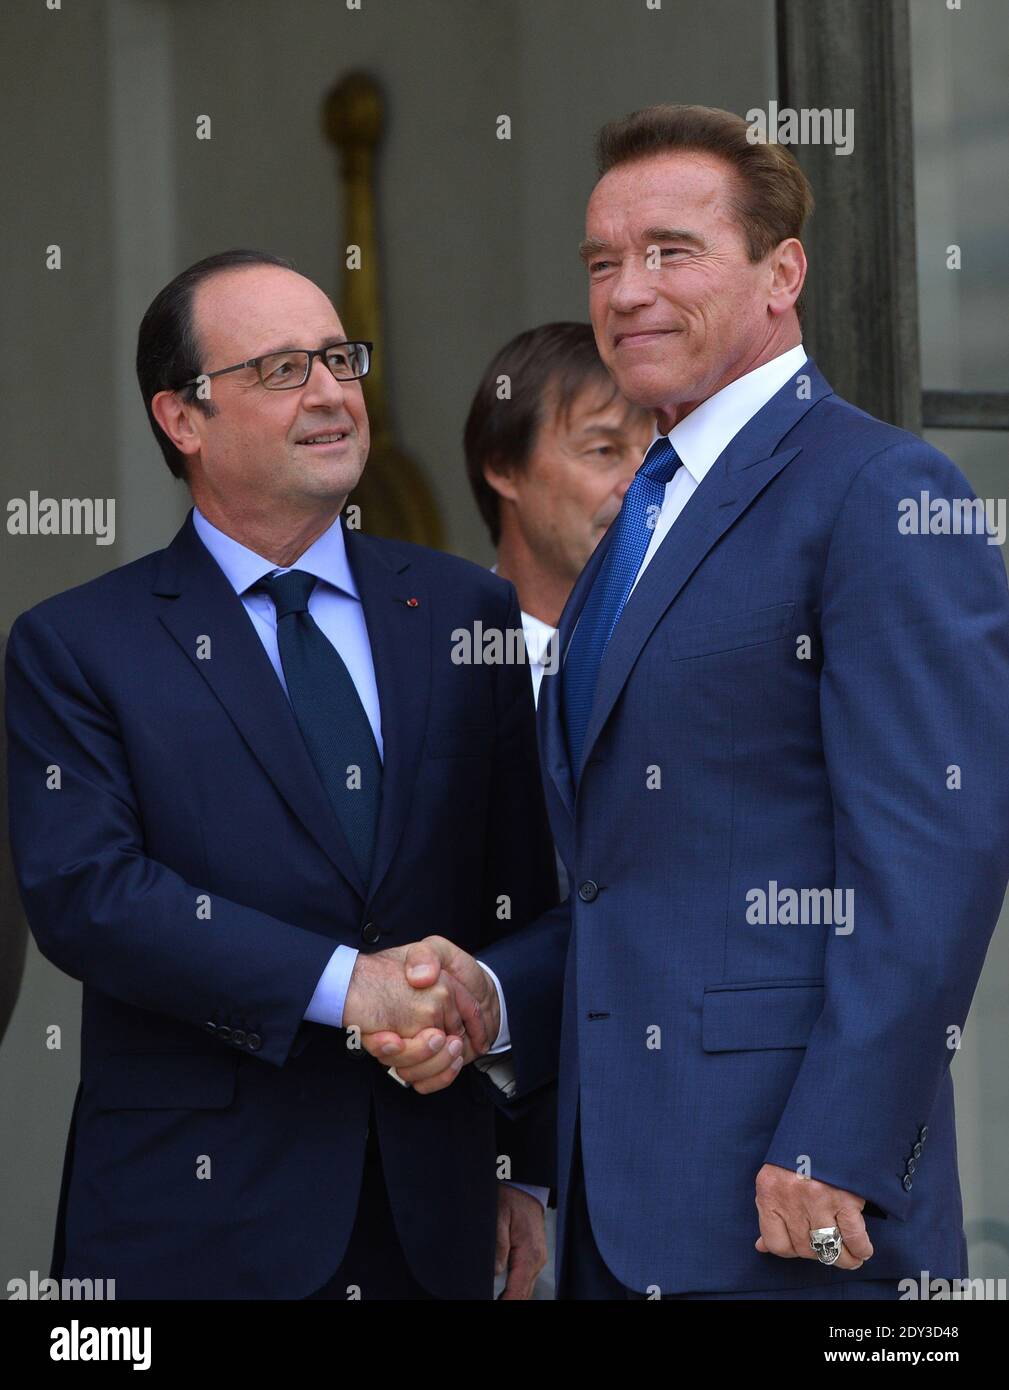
[342,945,490,1056]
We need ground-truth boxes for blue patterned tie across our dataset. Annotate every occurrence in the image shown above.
[253,569,382,884]
[563,437,681,776]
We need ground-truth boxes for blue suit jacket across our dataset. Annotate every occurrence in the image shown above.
[4,513,558,1299]
[482,360,1009,1295]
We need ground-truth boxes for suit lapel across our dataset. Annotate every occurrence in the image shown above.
[579,442,802,769]
[155,511,369,896]
[342,527,430,903]
[542,358,835,801]
[154,513,432,904]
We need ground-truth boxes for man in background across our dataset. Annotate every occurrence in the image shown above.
[464,323,653,703]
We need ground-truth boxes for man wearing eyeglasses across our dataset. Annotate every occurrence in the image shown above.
[4,249,558,1299]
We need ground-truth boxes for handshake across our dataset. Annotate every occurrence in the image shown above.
[342,937,500,1094]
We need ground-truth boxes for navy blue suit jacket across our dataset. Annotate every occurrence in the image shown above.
[4,513,558,1299]
[482,360,1009,1295]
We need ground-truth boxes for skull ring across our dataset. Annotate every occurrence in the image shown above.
[809,1225,844,1265]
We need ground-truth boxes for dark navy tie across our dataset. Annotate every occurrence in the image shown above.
[253,569,382,884]
[563,437,681,776]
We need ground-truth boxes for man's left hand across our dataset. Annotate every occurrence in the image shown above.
[496,1185,548,1300]
[754,1163,874,1268]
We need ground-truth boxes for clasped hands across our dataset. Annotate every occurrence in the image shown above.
[342,936,496,1094]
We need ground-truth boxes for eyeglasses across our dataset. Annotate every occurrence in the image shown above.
[178,341,373,392]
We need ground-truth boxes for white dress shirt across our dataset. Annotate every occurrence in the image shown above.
[488,566,560,706]
[518,610,560,705]
[628,344,808,595]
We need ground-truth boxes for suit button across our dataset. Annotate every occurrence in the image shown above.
[578,880,599,902]
[919,1126,929,1142]
[361,921,381,944]
[906,1156,917,1175]
[903,1174,913,1191]
[231,1029,246,1046]
[246,1032,262,1051]
[217,1025,232,1041]
[912,1142,922,1158]
[205,1021,218,1033]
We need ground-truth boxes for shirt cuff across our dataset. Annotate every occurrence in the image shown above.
[475,959,511,1052]
[504,1182,549,1210]
[303,945,360,1027]
[472,1052,518,1098]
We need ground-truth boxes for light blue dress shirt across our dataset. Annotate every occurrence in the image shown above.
[193,505,378,1028]
[192,504,515,1032]
[192,507,544,1208]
